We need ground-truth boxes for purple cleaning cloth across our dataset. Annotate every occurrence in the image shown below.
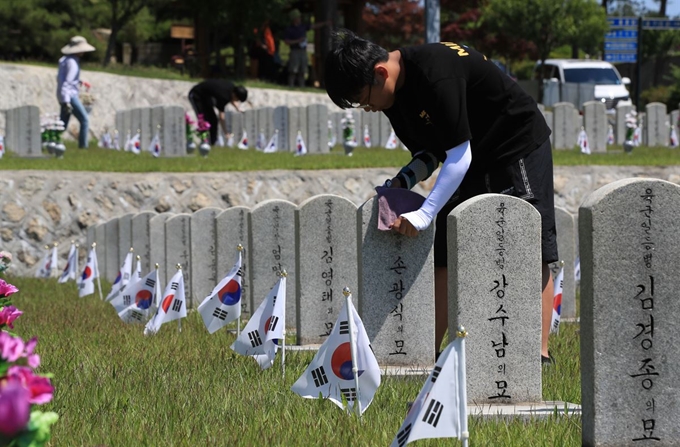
[375,186,426,231]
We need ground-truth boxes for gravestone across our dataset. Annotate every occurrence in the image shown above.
[162,106,186,156]
[149,213,174,275]
[256,107,274,147]
[115,110,124,137]
[94,223,107,276]
[358,194,435,367]
[552,102,576,149]
[131,211,156,273]
[190,207,221,303]
[616,104,634,145]
[244,109,258,148]
[331,112,344,148]
[20,106,41,157]
[562,83,580,109]
[123,109,132,138]
[287,107,308,153]
[104,218,120,282]
[296,195,358,345]
[131,108,142,140]
[5,108,16,152]
[583,101,607,153]
[379,113,391,147]
[151,106,164,133]
[554,207,576,319]
[216,206,252,315]
[366,112,381,148]
[580,178,680,446]
[646,102,669,147]
[273,106,289,152]
[140,107,152,150]
[543,111,554,146]
[639,112,647,146]
[306,104,329,153]
[542,81,560,107]
[448,194,542,403]
[165,214,192,307]
[249,199,297,329]
[671,109,679,130]
[118,213,134,269]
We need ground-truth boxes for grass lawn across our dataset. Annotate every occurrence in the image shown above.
[9,276,581,446]
[1,140,678,173]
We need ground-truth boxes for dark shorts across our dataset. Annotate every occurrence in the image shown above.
[433,139,558,267]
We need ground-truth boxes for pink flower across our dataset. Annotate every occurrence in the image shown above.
[7,366,54,405]
[0,380,31,436]
[0,332,25,362]
[185,112,195,125]
[0,306,22,329]
[0,279,18,298]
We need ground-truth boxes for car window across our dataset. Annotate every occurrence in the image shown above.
[563,68,621,84]
[535,64,557,81]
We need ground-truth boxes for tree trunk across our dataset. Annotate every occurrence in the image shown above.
[571,43,579,59]
[659,0,667,16]
[103,0,119,66]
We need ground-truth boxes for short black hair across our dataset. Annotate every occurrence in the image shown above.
[234,85,248,102]
[325,29,389,109]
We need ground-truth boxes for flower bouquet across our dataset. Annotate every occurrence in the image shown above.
[623,110,638,154]
[196,114,211,157]
[185,113,196,154]
[0,262,58,446]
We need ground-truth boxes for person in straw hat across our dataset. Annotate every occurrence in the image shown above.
[57,36,95,148]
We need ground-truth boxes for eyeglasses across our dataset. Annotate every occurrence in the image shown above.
[349,82,372,109]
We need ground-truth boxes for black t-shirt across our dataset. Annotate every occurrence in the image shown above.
[383,43,550,172]
[191,79,235,111]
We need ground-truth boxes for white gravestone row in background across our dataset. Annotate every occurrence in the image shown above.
[165,214,192,306]
[645,102,669,148]
[131,211,156,273]
[112,106,186,156]
[580,178,680,446]
[150,213,174,284]
[190,207,220,304]
[448,194,542,403]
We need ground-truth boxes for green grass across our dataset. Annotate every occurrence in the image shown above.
[9,276,581,446]
[2,141,679,173]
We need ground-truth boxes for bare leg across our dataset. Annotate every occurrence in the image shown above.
[541,262,553,358]
[434,266,448,353]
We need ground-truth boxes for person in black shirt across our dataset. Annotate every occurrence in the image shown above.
[325,30,557,364]
[188,79,248,144]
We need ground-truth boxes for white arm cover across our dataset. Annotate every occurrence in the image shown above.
[399,140,472,231]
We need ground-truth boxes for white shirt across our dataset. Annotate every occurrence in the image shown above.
[56,55,80,104]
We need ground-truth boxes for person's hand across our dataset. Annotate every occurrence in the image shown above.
[390,216,419,237]
[82,81,91,90]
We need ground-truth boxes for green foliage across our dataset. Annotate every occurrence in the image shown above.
[10,277,582,446]
[565,0,608,57]
[640,85,673,108]
[13,411,60,447]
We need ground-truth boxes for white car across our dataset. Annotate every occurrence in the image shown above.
[536,59,633,112]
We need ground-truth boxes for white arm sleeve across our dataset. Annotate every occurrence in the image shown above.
[399,140,472,231]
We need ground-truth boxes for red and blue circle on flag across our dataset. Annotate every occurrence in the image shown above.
[135,290,153,309]
[81,266,92,281]
[161,294,175,313]
[219,279,241,305]
[331,342,362,380]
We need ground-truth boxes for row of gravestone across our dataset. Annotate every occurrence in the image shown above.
[544,101,678,151]
[113,106,186,156]
[84,178,680,445]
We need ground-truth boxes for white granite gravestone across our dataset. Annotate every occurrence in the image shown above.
[306,104,329,153]
[379,113,391,147]
[131,211,156,273]
[448,194,542,403]
[296,195,358,344]
[151,106,164,132]
[583,101,607,153]
[190,207,221,303]
[554,206,576,319]
[19,106,41,157]
[358,194,435,367]
[331,112,344,148]
[256,107,274,147]
[140,107,152,150]
[117,213,134,269]
[552,102,576,150]
[115,111,124,139]
[543,110,554,146]
[249,199,297,329]
[162,106,186,156]
[149,213,174,276]
[580,178,680,446]
[216,207,252,315]
[646,102,669,147]
[671,109,679,130]
[131,108,142,141]
[366,112,380,148]
[94,223,107,277]
[104,218,120,282]
[165,214,192,306]
[616,103,634,145]
[5,108,17,152]
[244,109,258,149]
[287,107,307,153]
[273,106,289,152]
[123,109,132,139]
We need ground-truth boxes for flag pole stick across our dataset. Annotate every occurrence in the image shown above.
[281,270,287,379]
[177,264,183,333]
[456,326,469,447]
[74,242,79,283]
[93,243,104,301]
[344,287,362,419]
[237,244,244,337]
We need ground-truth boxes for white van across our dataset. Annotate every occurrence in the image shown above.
[536,59,633,112]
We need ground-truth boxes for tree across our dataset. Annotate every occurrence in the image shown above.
[565,0,608,58]
[362,1,425,49]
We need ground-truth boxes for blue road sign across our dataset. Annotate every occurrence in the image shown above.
[607,17,639,28]
[604,42,638,51]
[642,18,680,29]
[605,53,637,63]
[605,30,638,39]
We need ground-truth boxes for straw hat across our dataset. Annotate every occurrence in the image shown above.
[61,36,95,55]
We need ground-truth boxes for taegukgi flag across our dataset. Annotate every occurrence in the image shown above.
[79,246,100,298]
[145,268,187,335]
[106,250,133,301]
[295,130,307,156]
[198,249,243,334]
[148,130,161,157]
[109,256,142,312]
[237,129,248,150]
[363,124,372,148]
[291,293,380,414]
[36,245,58,278]
[58,242,79,283]
[230,274,286,370]
[264,129,279,153]
[118,269,158,324]
[390,335,468,447]
[550,264,564,334]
